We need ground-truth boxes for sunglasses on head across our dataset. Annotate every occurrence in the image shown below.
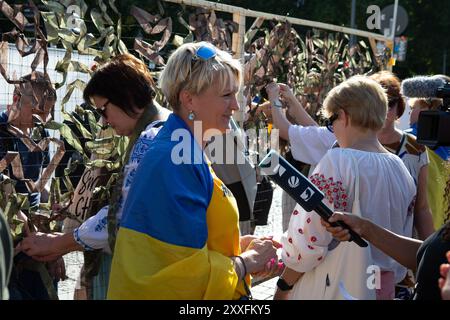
[192,44,217,62]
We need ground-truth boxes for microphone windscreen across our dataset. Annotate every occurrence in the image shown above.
[401,76,446,98]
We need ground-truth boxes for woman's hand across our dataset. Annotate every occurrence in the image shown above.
[18,232,64,260]
[251,257,285,279]
[240,235,282,252]
[279,84,296,104]
[240,235,259,252]
[241,239,279,275]
[321,212,367,241]
[439,251,450,300]
[279,84,309,122]
[265,82,281,102]
[239,236,283,278]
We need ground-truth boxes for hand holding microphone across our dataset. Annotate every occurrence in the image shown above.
[258,150,368,248]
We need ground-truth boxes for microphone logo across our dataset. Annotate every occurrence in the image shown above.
[288,176,300,188]
[300,187,315,202]
[275,164,286,177]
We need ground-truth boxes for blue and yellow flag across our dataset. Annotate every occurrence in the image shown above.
[427,148,450,229]
[108,114,247,299]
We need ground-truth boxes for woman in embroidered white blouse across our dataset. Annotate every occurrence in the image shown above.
[267,76,416,300]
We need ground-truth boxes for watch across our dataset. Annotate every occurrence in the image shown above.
[272,99,283,109]
[276,277,294,291]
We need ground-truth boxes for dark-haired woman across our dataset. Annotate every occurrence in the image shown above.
[19,53,168,299]
[371,71,434,241]
[271,72,434,241]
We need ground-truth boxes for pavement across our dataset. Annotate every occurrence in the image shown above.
[250,187,284,300]
[251,277,278,300]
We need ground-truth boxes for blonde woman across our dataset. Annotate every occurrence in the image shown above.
[108,42,279,300]
[267,76,416,300]
[271,72,434,241]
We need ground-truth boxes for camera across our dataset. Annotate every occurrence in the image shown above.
[417,82,450,147]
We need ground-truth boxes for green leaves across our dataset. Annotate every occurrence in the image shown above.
[61,109,92,140]
[242,19,375,146]
[3,192,28,240]
[86,136,115,156]
[60,79,88,109]
[87,159,121,171]
[45,120,84,154]
[40,12,60,43]
[41,1,66,14]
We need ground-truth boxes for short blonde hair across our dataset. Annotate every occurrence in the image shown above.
[323,75,388,131]
[159,42,242,110]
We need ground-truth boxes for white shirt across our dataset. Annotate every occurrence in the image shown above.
[281,148,416,283]
[288,124,335,166]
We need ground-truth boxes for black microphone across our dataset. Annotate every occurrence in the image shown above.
[258,150,368,248]
[401,76,446,98]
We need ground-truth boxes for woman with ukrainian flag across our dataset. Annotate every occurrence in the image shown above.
[107,42,280,299]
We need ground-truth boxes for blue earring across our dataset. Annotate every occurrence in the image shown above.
[188,110,195,121]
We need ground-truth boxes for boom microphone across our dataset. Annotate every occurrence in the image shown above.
[401,76,446,98]
[258,150,368,248]
[401,76,450,147]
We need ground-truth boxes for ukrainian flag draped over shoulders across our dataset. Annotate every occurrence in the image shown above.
[108,114,243,300]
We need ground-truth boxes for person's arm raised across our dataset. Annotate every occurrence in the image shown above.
[279,84,318,127]
[265,83,292,141]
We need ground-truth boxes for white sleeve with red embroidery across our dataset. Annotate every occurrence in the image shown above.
[281,151,350,273]
[288,125,336,166]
